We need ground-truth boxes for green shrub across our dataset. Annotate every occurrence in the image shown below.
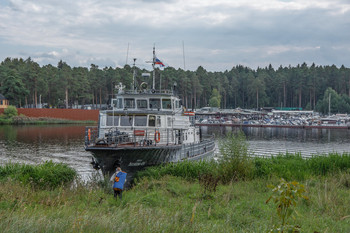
[0,161,77,189]
[218,131,254,183]
[3,105,17,119]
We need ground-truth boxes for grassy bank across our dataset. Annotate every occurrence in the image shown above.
[0,171,349,232]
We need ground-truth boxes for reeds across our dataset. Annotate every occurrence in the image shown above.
[253,152,350,180]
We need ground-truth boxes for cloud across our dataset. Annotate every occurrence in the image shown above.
[0,0,350,71]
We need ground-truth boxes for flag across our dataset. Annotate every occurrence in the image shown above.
[155,57,165,67]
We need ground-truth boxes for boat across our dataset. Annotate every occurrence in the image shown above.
[84,48,215,179]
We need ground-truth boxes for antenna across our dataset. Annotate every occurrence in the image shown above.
[152,44,156,90]
[132,58,137,92]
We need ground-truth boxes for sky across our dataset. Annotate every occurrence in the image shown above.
[0,0,350,71]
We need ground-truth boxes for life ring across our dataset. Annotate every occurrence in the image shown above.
[88,129,91,141]
[154,131,160,143]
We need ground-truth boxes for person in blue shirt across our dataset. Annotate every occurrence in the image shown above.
[110,165,127,200]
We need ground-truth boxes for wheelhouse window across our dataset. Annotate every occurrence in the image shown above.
[137,99,148,109]
[112,99,118,108]
[116,98,123,109]
[124,98,135,109]
[162,99,172,110]
[134,115,147,126]
[148,115,156,127]
[120,115,133,126]
[149,98,161,109]
[106,114,119,126]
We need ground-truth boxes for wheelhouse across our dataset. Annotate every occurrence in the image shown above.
[111,93,181,112]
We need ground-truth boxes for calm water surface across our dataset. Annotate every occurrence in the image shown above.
[203,126,350,157]
[0,125,100,180]
[1,125,349,179]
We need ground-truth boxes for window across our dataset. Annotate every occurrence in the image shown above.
[149,98,161,109]
[148,115,156,127]
[0,100,2,105]
[156,116,161,127]
[162,99,171,109]
[124,98,135,109]
[134,115,147,126]
[137,99,148,109]
[112,99,118,108]
[106,114,119,126]
[117,98,123,109]
[120,115,133,126]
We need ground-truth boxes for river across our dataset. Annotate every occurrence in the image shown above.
[203,126,350,157]
[0,125,349,179]
[0,125,98,180]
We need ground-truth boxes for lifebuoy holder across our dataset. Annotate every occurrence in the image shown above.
[154,131,161,143]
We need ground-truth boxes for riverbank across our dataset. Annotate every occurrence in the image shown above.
[0,169,349,232]
[1,151,350,232]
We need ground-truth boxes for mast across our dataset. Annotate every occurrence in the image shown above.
[132,58,137,92]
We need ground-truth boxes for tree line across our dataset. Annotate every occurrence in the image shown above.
[1,57,350,114]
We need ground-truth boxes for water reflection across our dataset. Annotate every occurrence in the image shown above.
[202,126,350,157]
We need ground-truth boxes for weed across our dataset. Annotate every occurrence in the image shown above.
[198,172,220,199]
[266,178,309,232]
[219,131,254,183]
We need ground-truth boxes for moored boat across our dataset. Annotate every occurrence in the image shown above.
[84,48,215,179]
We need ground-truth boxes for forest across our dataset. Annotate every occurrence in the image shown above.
[1,57,350,114]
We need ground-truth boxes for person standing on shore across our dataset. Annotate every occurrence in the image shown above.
[110,165,127,200]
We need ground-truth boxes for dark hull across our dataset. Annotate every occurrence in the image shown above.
[86,140,215,184]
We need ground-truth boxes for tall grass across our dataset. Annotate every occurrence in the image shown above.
[1,174,350,232]
[0,161,77,189]
[134,160,218,182]
[253,152,350,180]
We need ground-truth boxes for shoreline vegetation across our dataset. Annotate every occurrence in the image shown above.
[1,133,350,232]
[0,106,96,125]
